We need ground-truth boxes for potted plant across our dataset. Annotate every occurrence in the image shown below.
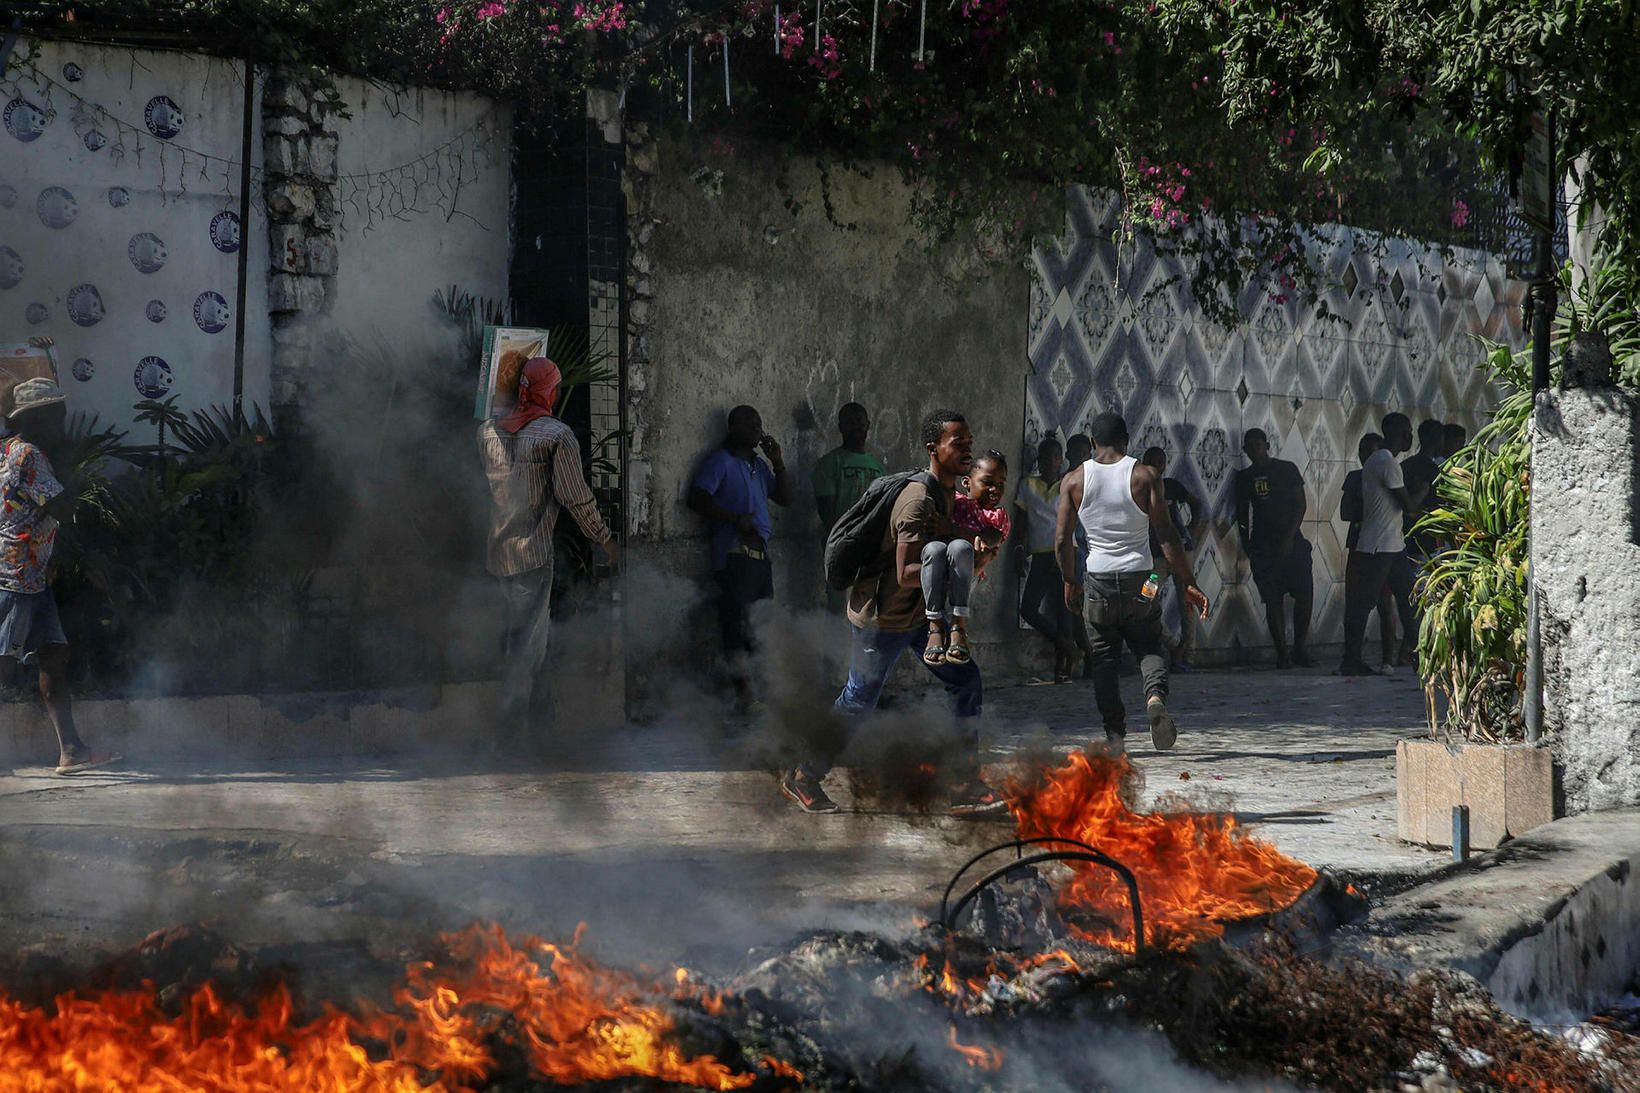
[1400,266,1640,849]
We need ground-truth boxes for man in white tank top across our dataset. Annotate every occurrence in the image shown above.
[1054,412,1210,752]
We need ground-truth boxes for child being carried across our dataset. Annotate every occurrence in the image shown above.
[922,450,1011,666]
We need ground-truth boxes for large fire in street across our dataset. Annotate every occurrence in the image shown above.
[0,924,760,1092]
[1006,751,1319,950]
[0,753,1323,1089]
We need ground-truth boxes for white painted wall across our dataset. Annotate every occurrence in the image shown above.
[0,39,272,433]
[319,77,511,373]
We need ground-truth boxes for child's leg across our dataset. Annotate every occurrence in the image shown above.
[946,539,975,620]
[920,541,952,661]
[946,539,975,662]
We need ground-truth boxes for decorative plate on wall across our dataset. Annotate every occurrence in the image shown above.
[3,99,48,142]
[0,246,21,290]
[36,187,78,229]
[209,210,241,254]
[25,302,48,324]
[129,232,168,273]
[144,95,184,139]
[67,283,106,327]
[193,291,229,334]
[146,299,168,323]
[108,186,132,208]
[0,185,17,208]
[71,358,94,382]
[134,355,174,398]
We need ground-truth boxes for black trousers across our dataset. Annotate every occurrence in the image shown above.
[717,553,774,655]
[1342,550,1417,667]
[1085,572,1170,737]
[1020,551,1072,644]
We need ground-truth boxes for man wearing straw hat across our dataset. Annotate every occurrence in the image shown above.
[1,370,122,774]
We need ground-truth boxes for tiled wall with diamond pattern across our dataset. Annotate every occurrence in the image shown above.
[1028,187,1526,658]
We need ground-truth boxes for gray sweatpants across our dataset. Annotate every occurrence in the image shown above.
[500,561,554,736]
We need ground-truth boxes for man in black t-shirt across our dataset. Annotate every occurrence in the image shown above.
[1234,429,1313,669]
[1400,419,1446,563]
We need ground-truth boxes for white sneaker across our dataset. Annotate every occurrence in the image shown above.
[1375,664,1396,677]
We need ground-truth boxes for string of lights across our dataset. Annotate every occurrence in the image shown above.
[1,50,503,231]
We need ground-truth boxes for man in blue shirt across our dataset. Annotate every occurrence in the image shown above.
[688,405,792,707]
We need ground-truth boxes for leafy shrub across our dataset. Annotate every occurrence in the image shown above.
[1416,266,1640,742]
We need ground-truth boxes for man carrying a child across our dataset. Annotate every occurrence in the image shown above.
[779,409,1006,817]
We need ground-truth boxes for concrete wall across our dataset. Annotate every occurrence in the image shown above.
[1,39,271,429]
[1029,193,1522,660]
[1533,363,1640,814]
[319,77,511,372]
[623,131,1028,679]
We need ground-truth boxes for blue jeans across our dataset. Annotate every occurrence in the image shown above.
[802,624,983,779]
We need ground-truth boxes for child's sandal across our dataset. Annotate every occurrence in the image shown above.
[923,644,948,667]
[946,629,972,665]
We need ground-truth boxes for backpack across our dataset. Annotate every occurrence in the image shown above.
[823,470,947,591]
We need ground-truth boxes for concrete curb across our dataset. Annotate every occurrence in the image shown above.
[1335,808,1640,1022]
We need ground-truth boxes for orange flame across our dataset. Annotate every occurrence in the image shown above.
[0,924,768,1092]
[945,1025,1004,1070]
[1007,752,1318,951]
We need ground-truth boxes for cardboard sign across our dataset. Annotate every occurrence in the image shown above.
[0,342,59,418]
[476,326,549,421]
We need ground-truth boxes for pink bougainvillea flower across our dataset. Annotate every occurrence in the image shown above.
[1450,199,1471,229]
[476,1,506,19]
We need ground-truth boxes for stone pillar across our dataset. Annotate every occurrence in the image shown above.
[262,70,340,434]
[1532,333,1640,813]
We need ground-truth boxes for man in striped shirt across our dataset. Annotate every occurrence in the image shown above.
[478,358,615,744]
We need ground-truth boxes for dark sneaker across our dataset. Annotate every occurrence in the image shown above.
[1091,732,1126,758]
[1146,697,1178,751]
[1333,662,1375,677]
[779,770,839,814]
[1291,649,1318,668]
[947,782,1010,818]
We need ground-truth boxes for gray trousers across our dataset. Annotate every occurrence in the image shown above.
[921,539,975,621]
[500,562,554,736]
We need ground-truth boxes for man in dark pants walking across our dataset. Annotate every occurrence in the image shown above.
[1056,412,1209,753]
[1234,428,1315,668]
[1338,413,1426,676]
[688,405,793,707]
[780,409,1002,816]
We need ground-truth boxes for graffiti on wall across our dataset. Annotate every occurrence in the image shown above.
[0,41,267,430]
[1027,186,1524,655]
[800,354,915,468]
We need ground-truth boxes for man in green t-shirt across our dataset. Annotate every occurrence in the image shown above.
[813,402,888,532]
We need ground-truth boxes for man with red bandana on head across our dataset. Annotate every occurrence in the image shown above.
[478,357,617,751]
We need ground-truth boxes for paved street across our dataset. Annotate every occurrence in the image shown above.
[0,667,1446,972]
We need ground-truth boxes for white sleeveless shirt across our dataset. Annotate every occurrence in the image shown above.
[1078,456,1151,575]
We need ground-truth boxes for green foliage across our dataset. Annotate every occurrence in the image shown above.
[1415,263,1640,741]
[1156,0,1640,307]
[1414,345,1532,743]
[52,402,290,692]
